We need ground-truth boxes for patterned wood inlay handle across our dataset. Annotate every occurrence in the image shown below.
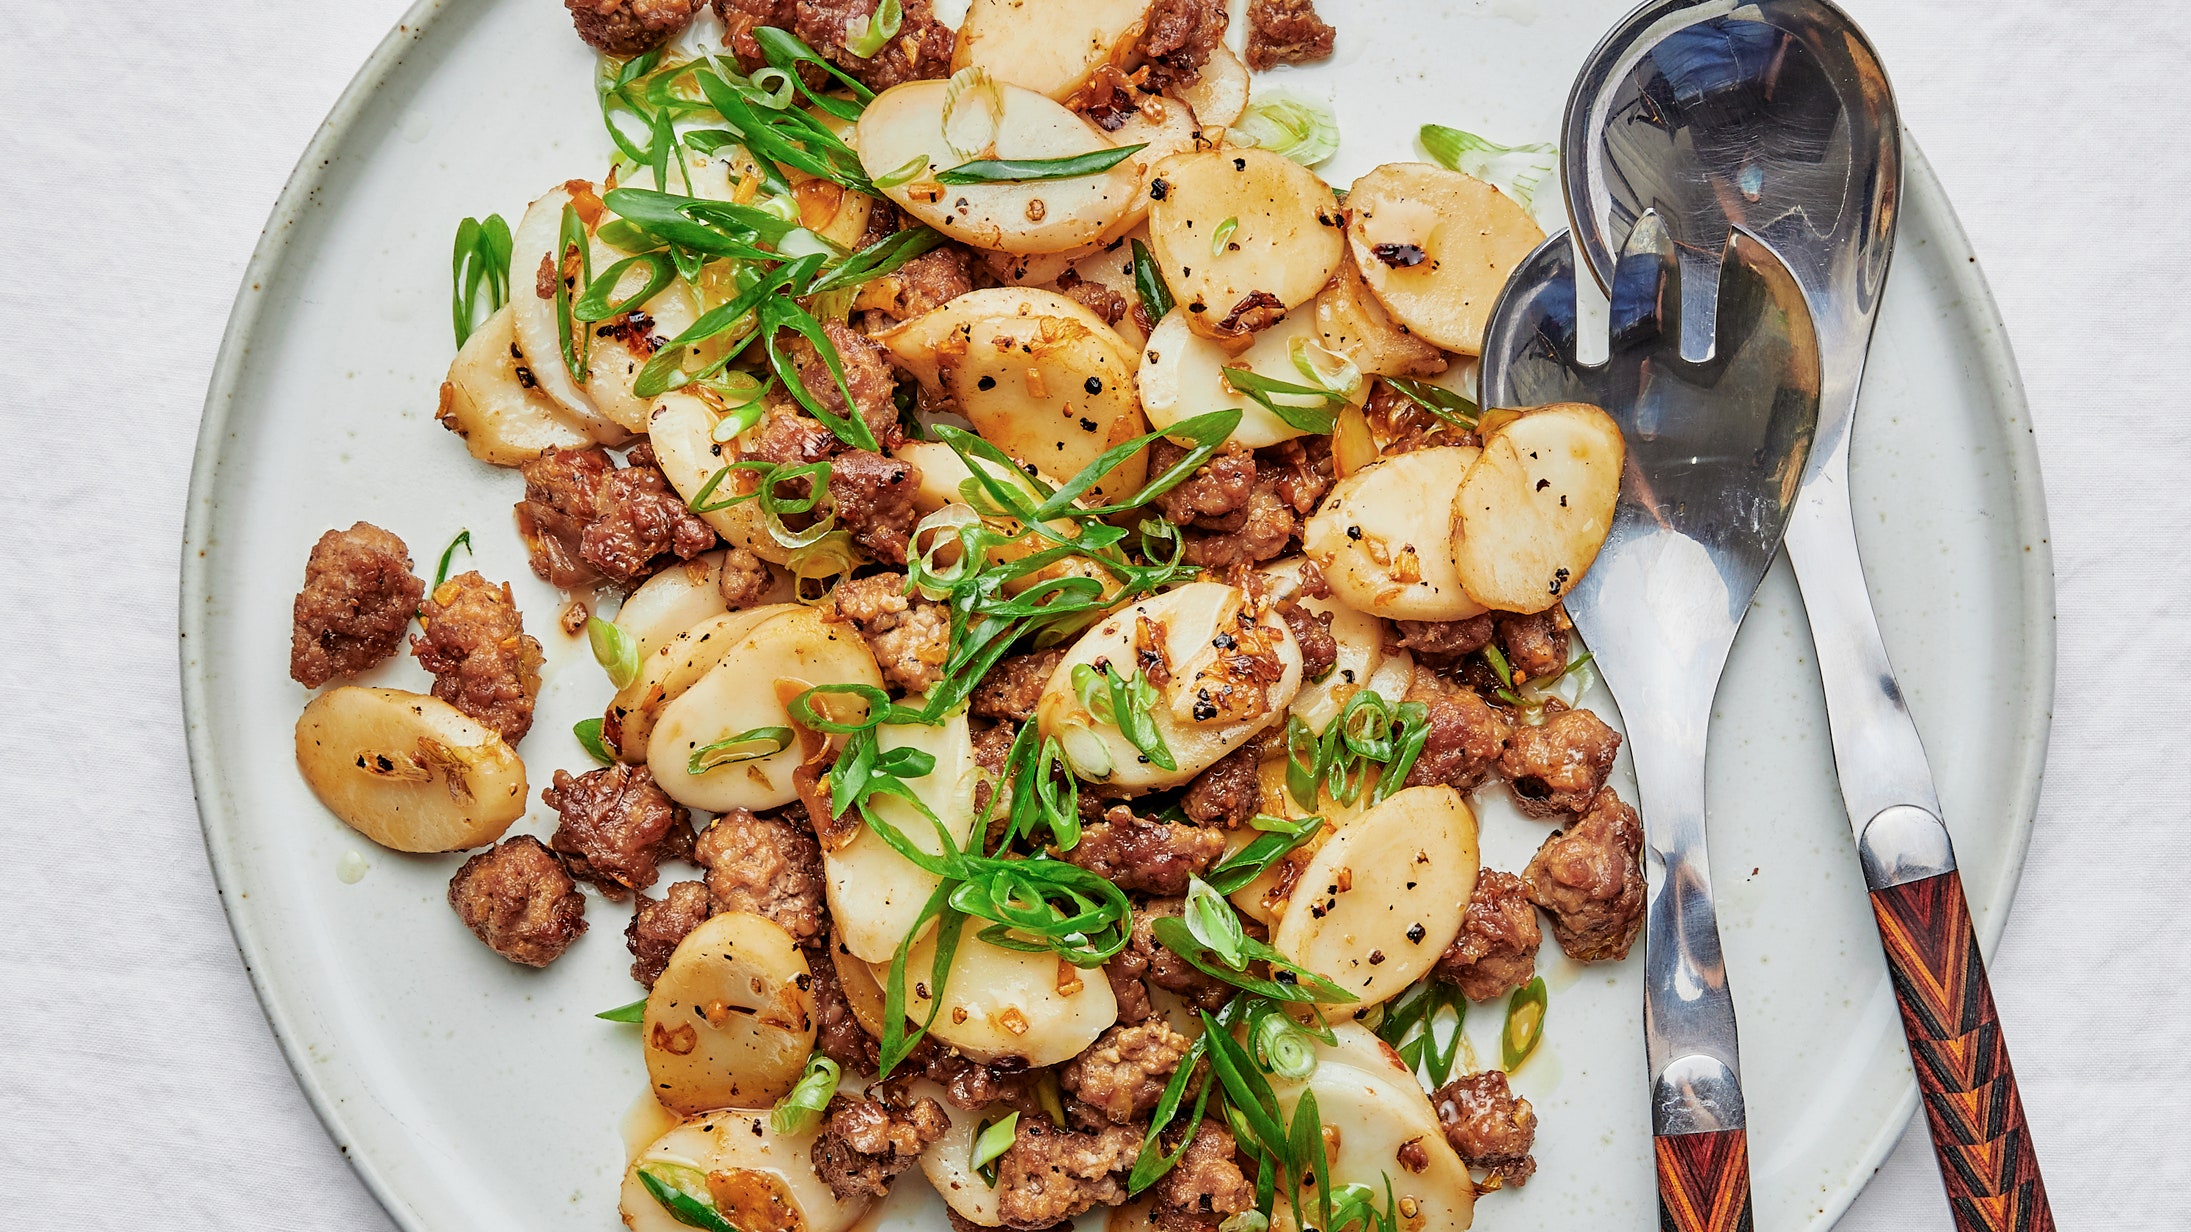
[1656,1128,1753,1232]
[1870,871,2055,1232]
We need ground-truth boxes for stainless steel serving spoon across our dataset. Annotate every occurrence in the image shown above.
[1480,212,1818,1232]
[1562,5,2053,1228]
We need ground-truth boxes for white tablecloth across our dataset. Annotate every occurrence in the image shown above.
[2,0,2180,1227]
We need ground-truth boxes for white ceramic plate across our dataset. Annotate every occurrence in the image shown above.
[180,1,2053,1229]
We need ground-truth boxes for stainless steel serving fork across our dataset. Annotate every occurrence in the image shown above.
[1480,213,1819,1232]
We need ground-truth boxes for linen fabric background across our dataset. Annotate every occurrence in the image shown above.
[0,0,2179,1227]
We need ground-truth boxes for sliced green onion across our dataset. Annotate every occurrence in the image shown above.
[844,0,904,58]
[432,529,472,590]
[1219,1212,1270,1232]
[1070,663,1116,724]
[790,682,903,734]
[575,717,616,766]
[688,726,796,774]
[1284,713,1324,809]
[1290,336,1362,402]
[1153,916,1356,1004]
[1222,366,1346,434]
[1420,123,1558,211]
[874,152,933,189]
[554,201,593,381]
[1502,975,1547,1071]
[1204,813,1324,895]
[574,251,677,323]
[588,616,640,689]
[1184,876,1246,969]
[451,214,513,347]
[1108,667,1175,772]
[935,143,1148,185]
[971,1111,1019,1186]
[1233,94,1340,167]
[637,1167,736,1232]
[1375,980,1467,1086]
[771,1054,842,1134]
[1254,1011,1319,1081]
[1131,238,1173,322]
[787,531,858,603]
[707,396,771,444]
[595,997,647,1023]
[940,66,1005,161]
[1211,216,1239,257]
[748,66,796,109]
[1381,376,1480,430]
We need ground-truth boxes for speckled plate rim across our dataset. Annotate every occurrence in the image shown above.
[176,2,2056,1227]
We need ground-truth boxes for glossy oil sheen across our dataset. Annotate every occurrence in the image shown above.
[178,1,2053,1230]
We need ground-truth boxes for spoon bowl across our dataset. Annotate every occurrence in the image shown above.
[1481,213,1820,1224]
[1563,0,1896,392]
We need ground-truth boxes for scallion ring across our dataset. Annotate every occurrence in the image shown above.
[972,1111,1019,1187]
[1502,975,1548,1070]
[587,616,641,689]
[844,0,903,58]
[770,1054,842,1134]
[1253,1012,1319,1081]
[1211,216,1239,257]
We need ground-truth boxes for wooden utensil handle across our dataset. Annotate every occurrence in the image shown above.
[1870,870,2055,1232]
[1656,1128,1753,1232]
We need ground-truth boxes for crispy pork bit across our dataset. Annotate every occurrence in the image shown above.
[809,1089,951,1200]
[411,571,544,744]
[1245,0,1336,69]
[447,836,586,967]
[1059,1019,1192,1125]
[693,807,828,945]
[1432,1069,1537,1186]
[827,571,950,693]
[1151,1120,1255,1232]
[289,522,423,688]
[625,880,710,988]
[1431,869,1541,1001]
[1066,807,1226,895]
[1498,703,1620,818]
[994,1117,1144,1229]
[566,0,699,54]
[1524,787,1645,962]
[543,763,693,898]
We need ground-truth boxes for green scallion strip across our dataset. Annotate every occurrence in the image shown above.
[554,202,593,380]
[574,717,616,766]
[432,529,472,590]
[1132,238,1173,322]
[1382,376,1481,430]
[688,726,795,774]
[1212,216,1239,257]
[450,215,513,347]
[1222,366,1346,434]
[595,997,647,1023]
[971,1111,1018,1186]
[934,143,1147,185]
[574,251,676,323]
[1502,975,1547,1071]
[637,1169,738,1232]
[587,616,640,689]
[1151,914,1356,1005]
[1204,813,1324,895]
